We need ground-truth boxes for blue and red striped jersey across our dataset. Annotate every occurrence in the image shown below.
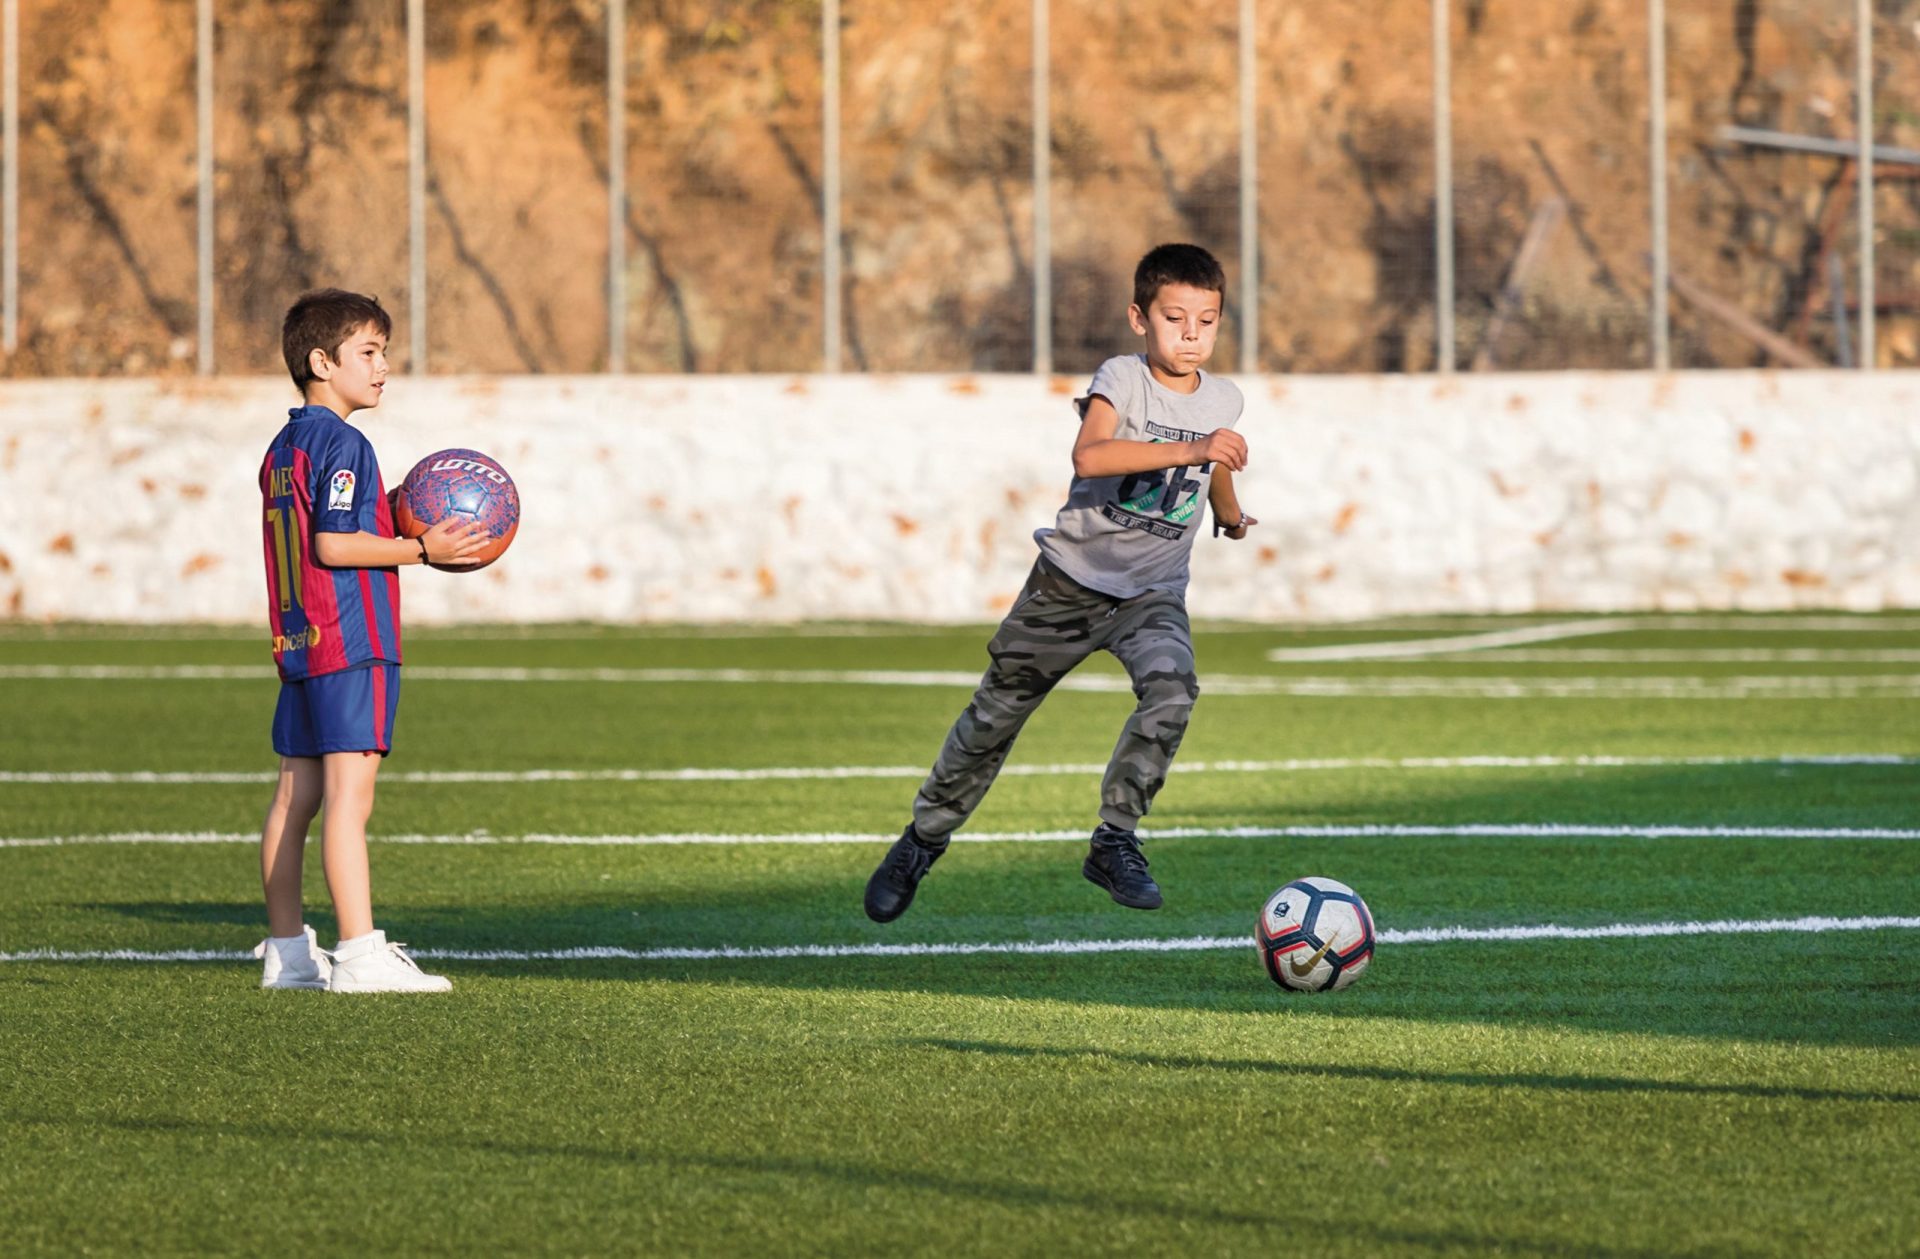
[259,405,403,681]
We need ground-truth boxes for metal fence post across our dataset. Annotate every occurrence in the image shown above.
[1432,0,1453,373]
[1649,0,1669,370]
[196,0,213,375]
[607,0,625,374]
[822,0,841,373]
[1033,0,1051,376]
[1238,0,1257,372]
[407,0,426,374]
[3,0,17,354]
[1856,0,1874,369]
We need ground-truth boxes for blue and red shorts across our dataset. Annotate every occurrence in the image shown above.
[272,663,401,758]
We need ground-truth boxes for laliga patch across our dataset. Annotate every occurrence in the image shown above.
[328,469,356,511]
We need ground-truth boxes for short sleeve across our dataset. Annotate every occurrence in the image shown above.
[1073,355,1140,423]
[1217,377,1246,430]
[312,428,382,535]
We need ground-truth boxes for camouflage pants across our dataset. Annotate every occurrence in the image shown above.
[913,557,1199,839]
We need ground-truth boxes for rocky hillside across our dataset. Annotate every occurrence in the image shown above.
[4,0,1916,378]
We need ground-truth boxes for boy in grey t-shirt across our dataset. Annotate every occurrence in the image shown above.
[865,243,1258,922]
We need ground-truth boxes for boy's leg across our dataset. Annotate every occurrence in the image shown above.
[260,756,324,938]
[1097,591,1199,830]
[260,682,331,987]
[1080,592,1196,911]
[292,663,443,992]
[321,746,450,993]
[300,660,400,945]
[912,561,1110,839]
[869,561,1109,924]
[320,750,381,942]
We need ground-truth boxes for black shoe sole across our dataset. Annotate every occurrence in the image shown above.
[864,863,919,922]
[863,886,913,924]
[1082,859,1162,910]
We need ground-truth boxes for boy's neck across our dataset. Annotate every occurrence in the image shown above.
[1145,357,1202,394]
[302,388,356,419]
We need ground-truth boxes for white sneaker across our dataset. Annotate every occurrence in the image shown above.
[326,930,452,994]
[254,924,331,990]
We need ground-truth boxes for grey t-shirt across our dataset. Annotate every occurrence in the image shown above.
[1034,353,1245,599]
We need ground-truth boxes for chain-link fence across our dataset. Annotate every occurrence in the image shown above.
[1,0,1916,378]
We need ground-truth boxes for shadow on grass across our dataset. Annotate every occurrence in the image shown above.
[0,1109,1728,1259]
[81,902,267,929]
[46,759,1920,1051]
[439,937,1920,1049]
[67,877,1920,1049]
[908,1038,1920,1104]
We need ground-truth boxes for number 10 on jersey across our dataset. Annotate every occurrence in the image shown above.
[265,506,305,613]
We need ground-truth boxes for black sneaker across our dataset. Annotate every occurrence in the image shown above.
[1082,824,1162,909]
[864,825,947,923]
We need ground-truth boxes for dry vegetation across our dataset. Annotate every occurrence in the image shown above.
[4,0,1917,377]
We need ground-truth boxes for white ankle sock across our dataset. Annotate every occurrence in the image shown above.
[269,932,311,956]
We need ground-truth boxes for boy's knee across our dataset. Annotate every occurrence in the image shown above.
[325,778,378,813]
[1136,667,1199,713]
[273,773,323,819]
[320,760,380,811]
[1131,638,1198,700]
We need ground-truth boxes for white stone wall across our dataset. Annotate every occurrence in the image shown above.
[1,371,1916,624]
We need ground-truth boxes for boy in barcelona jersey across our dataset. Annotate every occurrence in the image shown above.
[255,288,489,993]
[865,243,1257,922]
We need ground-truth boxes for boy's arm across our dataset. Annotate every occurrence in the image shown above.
[1071,395,1247,478]
[310,429,489,569]
[314,518,490,568]
[1208,466,1257,540]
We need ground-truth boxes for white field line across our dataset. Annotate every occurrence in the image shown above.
[0,664,1001,683]
[7,823,1920,850]
[1267,615,1920,662]
[13,615,1920,644]
[1426,649,1920,663]
[1292,615,1920,634]
[3,915,1918,965]
[0,625,1318,642]
[1213,676,1920,698]
[8,663,1920,699]
[0,625,1036,643]
[2,752,1915,787]
[1266,617,1628,661]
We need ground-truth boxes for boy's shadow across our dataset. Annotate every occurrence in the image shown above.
[82,902,269,929]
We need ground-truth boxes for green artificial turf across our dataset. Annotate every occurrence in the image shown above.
[2,618,1917,1256]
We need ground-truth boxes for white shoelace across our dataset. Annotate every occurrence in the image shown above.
[385,943,426,973]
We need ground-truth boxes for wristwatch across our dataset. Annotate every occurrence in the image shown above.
[1212,516,1247,537]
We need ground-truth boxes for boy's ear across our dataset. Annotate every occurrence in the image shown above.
[1126,303,1147,335]
[307,346,334,380]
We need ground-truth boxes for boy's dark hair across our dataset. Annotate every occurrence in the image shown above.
[282,288,392,389]
[1132,243,1227,312]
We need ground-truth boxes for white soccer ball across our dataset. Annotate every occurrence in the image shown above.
[1257,876,1376,992]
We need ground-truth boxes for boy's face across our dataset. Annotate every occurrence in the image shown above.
[308,322,389,413]
[1127,282,1222,383]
